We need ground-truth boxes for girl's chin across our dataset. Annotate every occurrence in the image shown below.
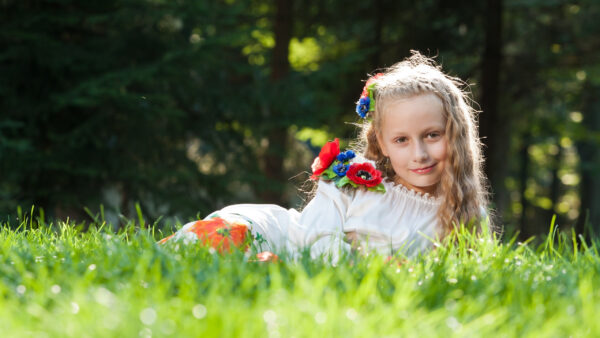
[411,184,438,194]
[394,177,440,194]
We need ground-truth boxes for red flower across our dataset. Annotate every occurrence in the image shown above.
[360,73,383,97]
[310,138,340,180]
[346,162,383,187]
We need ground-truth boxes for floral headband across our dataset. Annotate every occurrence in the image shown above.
[355,73,383,119]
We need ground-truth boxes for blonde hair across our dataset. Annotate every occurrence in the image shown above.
[357,51,491,235]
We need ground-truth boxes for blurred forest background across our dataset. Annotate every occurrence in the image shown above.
[1,0,599,241]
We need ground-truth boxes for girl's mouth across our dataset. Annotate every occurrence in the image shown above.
[410,163,436,174]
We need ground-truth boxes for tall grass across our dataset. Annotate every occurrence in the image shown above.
[0,209,598,337]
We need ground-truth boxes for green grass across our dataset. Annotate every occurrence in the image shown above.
[1,210,599,337]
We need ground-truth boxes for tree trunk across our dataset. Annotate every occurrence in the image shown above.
[518,133,531,241]
[479,0,504,216]
[547,142,562,228]
[261,0,293,204]
[271,0,292,81]
[576,82,600,241]
[370,0,384,70]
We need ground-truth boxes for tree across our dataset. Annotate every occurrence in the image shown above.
[0,0,272,221]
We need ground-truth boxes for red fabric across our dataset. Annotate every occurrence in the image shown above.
[158,233,174,244]
[159,218,279,263]
[189,217,249,253]
[158,217,250,253]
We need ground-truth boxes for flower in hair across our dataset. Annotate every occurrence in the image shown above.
[356,97,370,118]
[355,73,383,119]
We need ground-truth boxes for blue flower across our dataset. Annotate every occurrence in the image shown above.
[356,97,370,118]
[333,163,348,177]
[336,150,356,162]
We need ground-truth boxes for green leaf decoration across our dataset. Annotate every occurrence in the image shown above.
[368,184,386,193]
[323,166,338,179]
[320,174,333,181]
[337,176,358,188]
[368,83,376,110]
[336,175,351,188]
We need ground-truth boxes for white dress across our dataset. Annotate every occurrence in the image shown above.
[171,178,443,262]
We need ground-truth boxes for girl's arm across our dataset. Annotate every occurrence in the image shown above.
[295,179,353,264]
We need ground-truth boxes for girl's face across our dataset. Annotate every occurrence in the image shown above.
[377,93,448,195]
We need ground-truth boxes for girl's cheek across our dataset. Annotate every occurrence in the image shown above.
[393,150,410,164]
[431,141,448,159]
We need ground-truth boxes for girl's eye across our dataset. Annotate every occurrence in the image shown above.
[427,132,441,139]
[395,137,408,143]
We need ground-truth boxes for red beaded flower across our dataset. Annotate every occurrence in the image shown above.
[346,162,383,188]
[309,138,385,193]
[310,138,340,180]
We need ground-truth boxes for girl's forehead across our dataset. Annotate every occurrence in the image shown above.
[381,92,443,108]
[380,93,446,124]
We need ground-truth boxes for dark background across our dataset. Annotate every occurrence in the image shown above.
[1,0,598,242]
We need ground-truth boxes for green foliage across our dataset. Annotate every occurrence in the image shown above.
[1,0,599,238]
[498,0,600,234]
[1,1,225,216]
[1,215,599,336]
[0,0,322,220]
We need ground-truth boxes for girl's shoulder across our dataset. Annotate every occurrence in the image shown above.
[318,178,440,211]
[310,138,386,194]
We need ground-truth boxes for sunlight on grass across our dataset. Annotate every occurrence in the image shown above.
[0,209,598,337]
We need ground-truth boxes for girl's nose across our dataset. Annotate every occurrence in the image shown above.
[414,141,429,162]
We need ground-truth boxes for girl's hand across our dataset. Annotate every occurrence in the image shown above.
[251,251,279,263]
[385,256,405,267]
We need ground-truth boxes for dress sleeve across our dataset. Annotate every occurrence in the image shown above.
[294,179,353,263]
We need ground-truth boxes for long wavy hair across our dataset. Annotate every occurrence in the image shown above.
[357,51,493,235]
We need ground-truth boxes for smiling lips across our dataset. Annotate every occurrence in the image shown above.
[410,163,437,174]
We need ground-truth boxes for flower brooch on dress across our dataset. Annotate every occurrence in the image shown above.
[355,73,383,119]
[310,138,385,193]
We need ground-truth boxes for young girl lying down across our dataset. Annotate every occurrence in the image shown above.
[160,52,492,262]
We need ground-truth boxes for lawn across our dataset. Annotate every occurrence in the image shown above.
[1,209,598,337]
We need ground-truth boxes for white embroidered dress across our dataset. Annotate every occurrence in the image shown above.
[172,178,443,262]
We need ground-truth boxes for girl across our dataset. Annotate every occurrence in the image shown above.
[159,51,492,262]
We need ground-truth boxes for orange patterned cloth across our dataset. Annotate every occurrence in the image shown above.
[159,217,279,262]
[159,217,250,253]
